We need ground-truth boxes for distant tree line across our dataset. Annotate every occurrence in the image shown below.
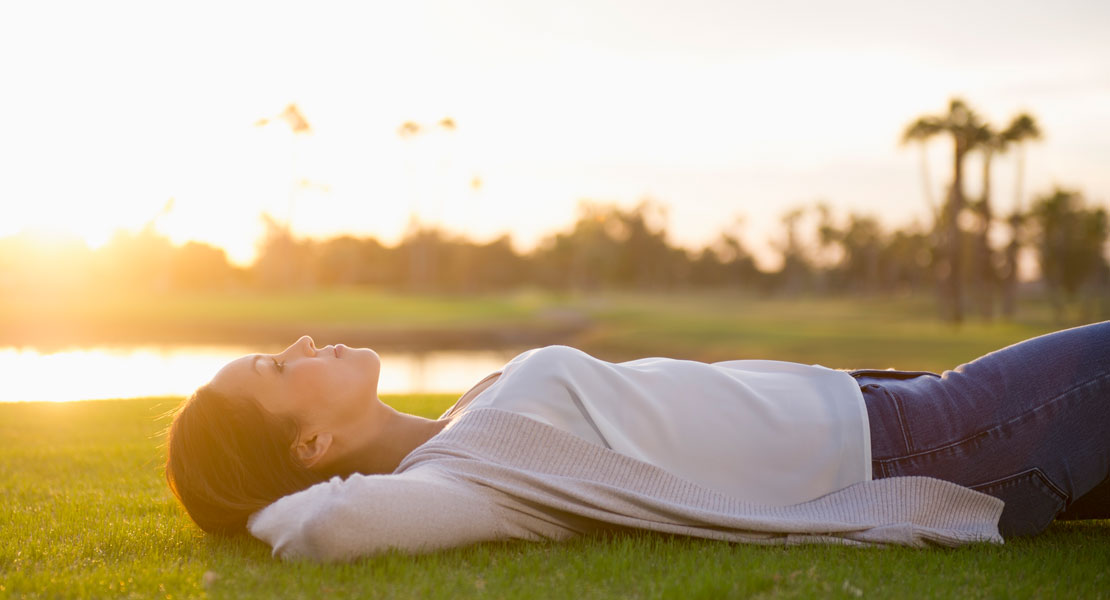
[899,98,1109,322]
[2,188,1105,323]
[249,201,756,293]
[1,98,1106,323]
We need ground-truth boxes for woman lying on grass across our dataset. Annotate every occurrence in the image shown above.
[165,322,1109,561]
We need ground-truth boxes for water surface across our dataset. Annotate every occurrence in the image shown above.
[0,344,521,402]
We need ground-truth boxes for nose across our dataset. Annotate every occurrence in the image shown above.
[283,335,316,357]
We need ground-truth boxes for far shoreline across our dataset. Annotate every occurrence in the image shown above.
[0,320,592,353]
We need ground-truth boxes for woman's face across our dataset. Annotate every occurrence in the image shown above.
[208,335,381,431]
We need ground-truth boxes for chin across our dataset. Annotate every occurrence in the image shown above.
[353,346,381,371]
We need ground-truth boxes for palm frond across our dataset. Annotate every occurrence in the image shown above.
[1002,113,1042,144]
[901,117,943,145]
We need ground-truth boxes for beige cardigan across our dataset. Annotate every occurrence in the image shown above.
[248,408,1004,562]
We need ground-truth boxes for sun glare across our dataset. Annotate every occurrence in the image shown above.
[0,346,515,402]
[0,2,1106,269]
[0,346,256,403]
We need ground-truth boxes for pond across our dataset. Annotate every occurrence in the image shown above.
[0,344,523,402]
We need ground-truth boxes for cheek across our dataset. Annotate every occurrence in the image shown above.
[293,363,358,408]
[280,366,326,414]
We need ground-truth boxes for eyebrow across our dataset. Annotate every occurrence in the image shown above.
[251,355,263,376]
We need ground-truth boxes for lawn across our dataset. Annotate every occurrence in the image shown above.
[558,290,1071,372]
[0,287,570,349]
[2,395,1107,599]
[3,291,1107,597]
[0,286,1088,374]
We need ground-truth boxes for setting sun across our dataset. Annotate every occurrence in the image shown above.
[2,1,1107,268]
[2,3,1109,595]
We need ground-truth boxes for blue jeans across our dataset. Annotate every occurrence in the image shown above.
[849,321,1110,538]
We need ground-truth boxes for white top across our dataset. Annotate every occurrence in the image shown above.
[445,345,871,506]
[249,410,1002,562]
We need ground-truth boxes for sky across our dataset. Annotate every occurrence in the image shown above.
[1,0,1108,268]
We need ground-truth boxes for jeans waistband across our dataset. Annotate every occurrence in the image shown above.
[845,368,941,381]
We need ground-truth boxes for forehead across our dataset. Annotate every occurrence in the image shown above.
[209,354,261,397]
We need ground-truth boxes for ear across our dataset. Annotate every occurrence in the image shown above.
[293,432,334,468]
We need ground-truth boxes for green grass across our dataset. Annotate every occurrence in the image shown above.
[3,292,1108,597]
[2,396,1108,599]
[1,287,555,328]
[2,286,1094,374]
[559,290,1079,372]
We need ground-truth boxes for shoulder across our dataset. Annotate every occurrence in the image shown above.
[502,346,601,380]
[519,345,594,364]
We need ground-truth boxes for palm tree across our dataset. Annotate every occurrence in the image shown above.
[901,119,943,221]
[999,114,1042,318]
[969,122,1001,320]
[254,103,314,286]
[901,99,988,323]
[968,113,1042,320]
[397,117,459,291]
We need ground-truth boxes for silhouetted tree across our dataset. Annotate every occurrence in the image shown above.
[398,222,443,292]
[613,199,674,289]
[1029,188,1108,321]
[1000,114,1042,318]
[902,121,941,222]
[818,210,883,293]
[772,206,814,294]
[529,200,686,292]
[967,112,1042,320]
[544,201,624,291]
[901,98,989,323]
[396,116,459,290]
[314,235,398,287]
[967,121,1000,320]
[687,216,760,290]
[466,234,527,291]
[880,224,934,295]
[95,225,175,292]
[168,241,239,291]
[252,213,316,289]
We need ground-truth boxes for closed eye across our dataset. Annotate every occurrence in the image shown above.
[272,358,286,373]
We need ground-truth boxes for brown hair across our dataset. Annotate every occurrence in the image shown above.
[165,385,327,535]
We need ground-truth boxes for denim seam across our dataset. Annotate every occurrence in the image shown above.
[969,466,1070,504]
[887,388,916,454]
[874,370,1110,468]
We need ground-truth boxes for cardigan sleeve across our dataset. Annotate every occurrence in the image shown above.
[246,466,507,562]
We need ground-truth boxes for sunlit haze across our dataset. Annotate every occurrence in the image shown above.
[0,345,515,403]
[2,0,1108,268]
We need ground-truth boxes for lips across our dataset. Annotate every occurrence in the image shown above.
[334,344,344,358]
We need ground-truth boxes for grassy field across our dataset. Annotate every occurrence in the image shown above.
[2,395,1108,599]
[0,286,1093,373]
[0,288,572,349]
[556,290,1077,371]
[2,292,1108,597]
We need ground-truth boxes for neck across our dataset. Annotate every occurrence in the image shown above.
[324,402,448,477]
